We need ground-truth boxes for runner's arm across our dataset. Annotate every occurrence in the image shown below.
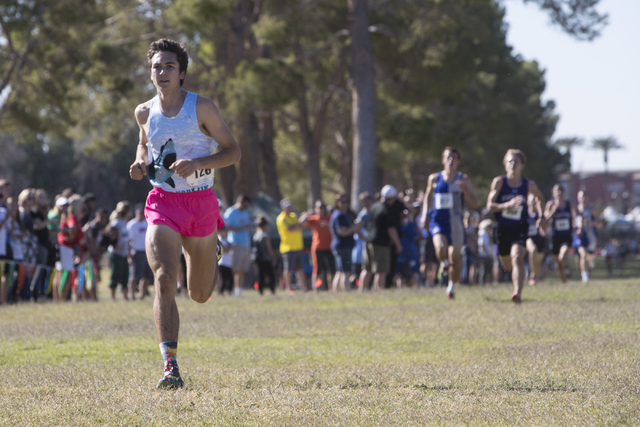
[420,174,437,229]
[130,103,150,180]
[543,200,556,220]
[459,174,479,210]
[528,180,546,228]
[487,176,508,212]
[169,96,241,179]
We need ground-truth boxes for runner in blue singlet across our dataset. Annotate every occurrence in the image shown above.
[525,194,546,285]
[573,190,602,283]
[544,184,575,283]
[487,149,545,304]
[420,147,478,300]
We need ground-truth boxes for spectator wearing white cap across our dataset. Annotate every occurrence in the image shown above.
[358,185,403,292]
[47,195,68,245]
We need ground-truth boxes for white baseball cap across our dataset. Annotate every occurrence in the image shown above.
[280,199,292,208]
[381,185,398,199]
[55,197,69,207]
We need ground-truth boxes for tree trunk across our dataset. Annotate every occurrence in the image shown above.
[237,110,262,197]
[334,130,352,199]
[258,109,283,201]
[348,0,377,210]
[217,165,237,209]
[297,89,322,209]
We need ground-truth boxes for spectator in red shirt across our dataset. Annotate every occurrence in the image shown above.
[300,200,334,291]
[57,196,86,301]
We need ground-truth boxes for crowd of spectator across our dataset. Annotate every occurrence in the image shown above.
[219,184,503,296]
[0,179,153,305]
[2,177,636,305]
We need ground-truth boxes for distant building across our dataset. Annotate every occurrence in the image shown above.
[559,170,640,214]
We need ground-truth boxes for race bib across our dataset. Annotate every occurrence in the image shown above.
[555,218,570,231]
[435,193,453,209]
[502,206,523,221]
[186,168,213,187]
[528,224,538,236]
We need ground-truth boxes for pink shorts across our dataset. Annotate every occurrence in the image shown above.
[145,187,224,237]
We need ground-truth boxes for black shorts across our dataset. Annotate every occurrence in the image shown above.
[496,224,528,257]
[528,235,546,253]
[551,234,573,256]
[419,237,438,264]
[314,249,336,276]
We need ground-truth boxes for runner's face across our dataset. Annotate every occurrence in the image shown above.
[504,154,523,175]
[150,51,185,90]
[577,191,588,205]
[553,186,564,200]
[442,150,459,169]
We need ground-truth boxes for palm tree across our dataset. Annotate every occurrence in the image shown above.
[591,136,624,174]
[554,137,584,170]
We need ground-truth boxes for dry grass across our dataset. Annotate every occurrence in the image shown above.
[1,259,639,425]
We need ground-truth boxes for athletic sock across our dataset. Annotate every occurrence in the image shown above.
[446,280,455,295]
[581,271,589,283]
[159,341,178,369]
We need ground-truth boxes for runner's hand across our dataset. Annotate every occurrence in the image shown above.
[457,179,470,194]
[507,195,523,209]
[129,160,147,180]
[170,159,198,179]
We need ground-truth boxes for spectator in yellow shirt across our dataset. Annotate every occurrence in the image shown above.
[276,199,309,294]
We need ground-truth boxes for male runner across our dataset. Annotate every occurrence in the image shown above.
[129,39,241,389]
[573,190,601,283]
[544,184,575,283]
[525,194,546,285]
[420,147,478,300]
[487,149,545,304]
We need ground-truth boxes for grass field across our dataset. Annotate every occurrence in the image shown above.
[1,258,639,426]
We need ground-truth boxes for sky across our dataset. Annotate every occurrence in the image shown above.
[502,0,639,173]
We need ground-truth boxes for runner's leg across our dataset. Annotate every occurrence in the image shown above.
[182,230,219,303]
[147,224,183,342]
[510,244,526,297]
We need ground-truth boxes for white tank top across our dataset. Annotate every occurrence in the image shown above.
[147,91,219,193]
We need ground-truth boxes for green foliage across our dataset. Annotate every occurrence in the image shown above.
[225,59,302,115]
[371,0,563,196]
[0,0,605,207]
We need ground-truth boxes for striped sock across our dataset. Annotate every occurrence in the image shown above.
[159,341,178,368]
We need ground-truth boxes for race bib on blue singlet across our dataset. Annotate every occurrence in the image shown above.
[435,193,453,209]
[502,206,523,221]
[555,218,570,231]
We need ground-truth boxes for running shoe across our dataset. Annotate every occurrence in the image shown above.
[446,282,455,300]
[217,239,224,262]
[528,278,536,286]
[157,365,184,389]
[438,264,449,286]
[511,292,521,304]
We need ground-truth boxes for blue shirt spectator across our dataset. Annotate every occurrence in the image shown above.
[330,209,355,250]
[223,200,252,248]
